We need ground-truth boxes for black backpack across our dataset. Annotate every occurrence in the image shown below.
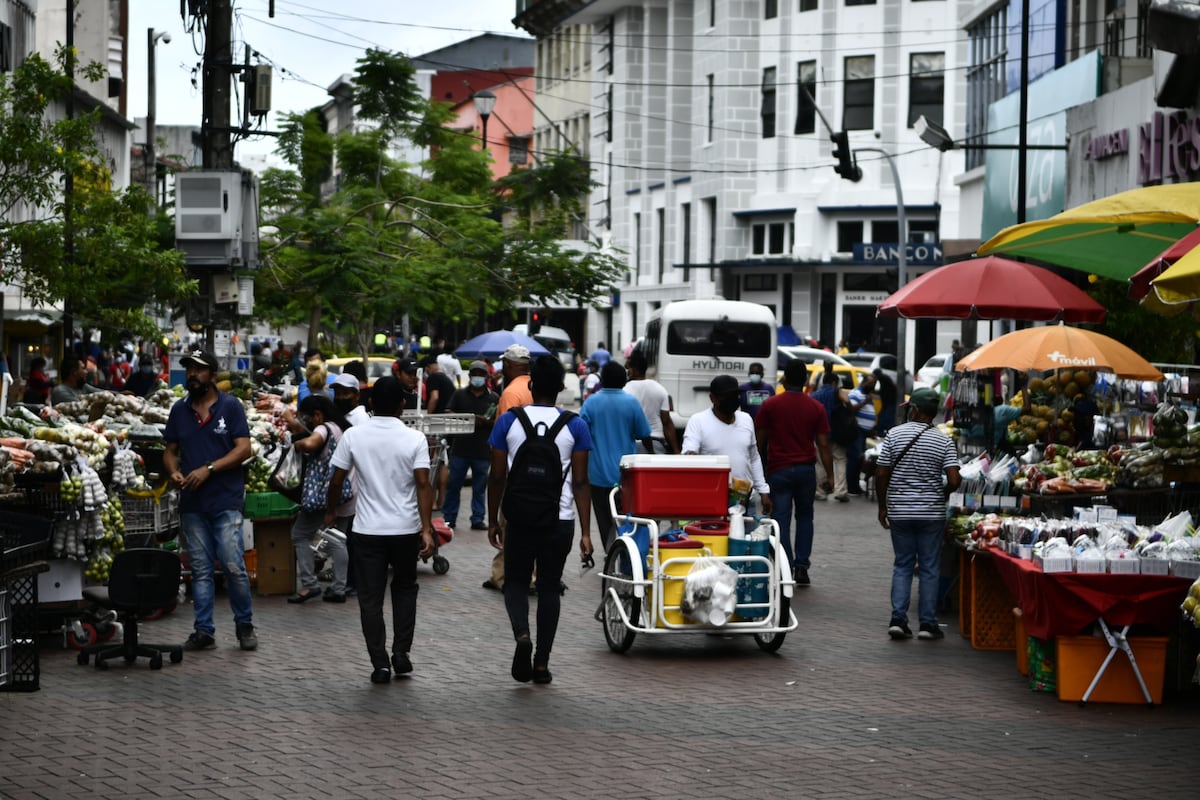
[501,407,576,530]
[830,403,861,446]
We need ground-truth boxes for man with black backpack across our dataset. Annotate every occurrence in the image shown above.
[487,356,594,685]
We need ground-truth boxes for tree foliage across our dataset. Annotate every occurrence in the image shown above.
[0,50,192,338]
[1088,276,1196,364]
[257,50,623,353]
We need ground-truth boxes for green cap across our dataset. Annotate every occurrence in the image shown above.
[903,387,941,415]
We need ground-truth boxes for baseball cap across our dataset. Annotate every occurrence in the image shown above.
[332,373,360,390]
[709,375,739,395]
[180,349,219,371]
[903,387,941,415]
[394,357,418,374]
[502,344,531,363]
[418,354,438,368]
[468,360,489,373]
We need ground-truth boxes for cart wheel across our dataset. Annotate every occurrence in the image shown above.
[67,622,98,650]
[77,651,90,666]
[754,596,790,653]
[433,555,450,575]
[149,653,163,670]
[601,545,639,654]
[169,648,183,664]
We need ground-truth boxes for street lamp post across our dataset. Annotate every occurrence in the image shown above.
[472,89,496,150]
[147,28,171,204]
[856,147,908,424]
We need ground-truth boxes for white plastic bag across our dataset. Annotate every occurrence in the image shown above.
[681,556,739,625]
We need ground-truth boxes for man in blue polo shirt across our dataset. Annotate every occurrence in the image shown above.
[164,350,256,652]
[580,361,650,553]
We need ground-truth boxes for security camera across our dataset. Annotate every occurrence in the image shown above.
[161,32,172,44]
[874,130,881,139]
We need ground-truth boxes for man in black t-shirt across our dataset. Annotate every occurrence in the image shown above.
[420,355,457,414]
[443,361,499,530]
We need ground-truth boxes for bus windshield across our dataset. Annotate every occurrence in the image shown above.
[666,319,773,358]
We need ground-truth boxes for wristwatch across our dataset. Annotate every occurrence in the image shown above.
[206,462,215,473]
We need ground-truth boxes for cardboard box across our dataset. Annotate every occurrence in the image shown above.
[1055,635,1168,704]
[253,518,296,596]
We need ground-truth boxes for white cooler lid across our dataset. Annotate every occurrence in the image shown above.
[619,454,731,469]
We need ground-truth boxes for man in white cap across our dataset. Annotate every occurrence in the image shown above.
[496,344,532,417]
[444,361,500,530]
[332,373,370,427]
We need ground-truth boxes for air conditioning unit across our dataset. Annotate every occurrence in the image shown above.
[176,171,242,240]
[251,65,272,116]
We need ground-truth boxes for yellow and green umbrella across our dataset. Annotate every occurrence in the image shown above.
[978,184,1200,281]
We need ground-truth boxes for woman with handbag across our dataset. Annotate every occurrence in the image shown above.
[282,395,355,603]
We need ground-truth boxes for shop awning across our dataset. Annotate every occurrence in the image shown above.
[2,309,62,325]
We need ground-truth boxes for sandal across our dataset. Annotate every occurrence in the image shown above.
[287,588,322,604]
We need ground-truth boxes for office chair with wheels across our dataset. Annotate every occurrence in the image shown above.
[77,548,184,670]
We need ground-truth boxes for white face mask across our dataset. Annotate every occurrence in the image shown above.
[470,376,487,389]
[749,374,763,385]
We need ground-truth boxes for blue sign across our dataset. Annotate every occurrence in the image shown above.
[236,358,250,371]
[851,242,943,266]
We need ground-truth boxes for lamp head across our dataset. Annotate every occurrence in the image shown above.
[915,115,954,152]
[472,89,497,118]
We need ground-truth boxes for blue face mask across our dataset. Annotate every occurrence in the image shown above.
[749,374,763,385]
[470,376,487,389]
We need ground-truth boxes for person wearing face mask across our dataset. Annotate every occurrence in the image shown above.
[443,362,500,531]
[681,375,772,516]
[163,350,257,653]
[738,362,774,420]
[331,373,370,426]
[124,353,162,398]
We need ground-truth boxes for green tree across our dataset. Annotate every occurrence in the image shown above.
[1088,276,1197,364]
[0,50,192,339]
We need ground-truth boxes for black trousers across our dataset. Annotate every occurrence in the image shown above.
[590,485,624,555]
[503,519,574,662]
[351,531,420,670]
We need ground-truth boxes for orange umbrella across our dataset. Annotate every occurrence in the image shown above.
[955,323,1163,380]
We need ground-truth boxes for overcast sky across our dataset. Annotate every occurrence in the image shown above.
[126,0,527,168]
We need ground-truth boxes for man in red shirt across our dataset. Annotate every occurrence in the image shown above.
[755,360,835,586]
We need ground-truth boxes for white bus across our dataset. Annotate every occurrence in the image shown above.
[642,299,777,427]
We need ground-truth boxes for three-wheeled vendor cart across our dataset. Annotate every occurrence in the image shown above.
[598,454,799,653]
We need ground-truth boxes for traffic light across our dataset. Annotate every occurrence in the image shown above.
[831,131,862,182]
[529,311,542,335]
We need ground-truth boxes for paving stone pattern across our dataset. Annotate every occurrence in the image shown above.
[2,497,1197,799]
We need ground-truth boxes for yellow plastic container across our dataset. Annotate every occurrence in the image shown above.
[684,520,729,557]
[649,538,703,626]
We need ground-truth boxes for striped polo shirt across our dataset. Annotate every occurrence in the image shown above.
[849,386,876,431]
[876,422,959,520]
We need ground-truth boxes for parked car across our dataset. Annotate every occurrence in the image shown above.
[841,351,914,394]
[914,353,952,389]
[775,345,851,382]
[325,356,396,387]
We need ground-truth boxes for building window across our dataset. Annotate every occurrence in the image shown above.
[766,0,778,18]
[909,219,939,242]
[795,60,816,135]
[656,207,666,282]
[706,74,715,143]
[751,221,792,256]
[908,52,945,128]
[508,136,530,165]
[873,220,898,244]
[761,67,777,139]
[709,0,716,27]
[744,274,778,291]
[632,212,641,280]
[845,0,876,5]
[837,220,864,253]
[681,202,692,280]
[703,197,717,280]
[843,56,874,131]
[966,7,1008,170]
[799,0,818,11]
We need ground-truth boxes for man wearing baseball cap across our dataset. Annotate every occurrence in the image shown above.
[875,387,961,642]
[495,344,532,417]
[332,372,370,427]
[163,350,257,652]
[392,357,419,409]
[681,374,772,515]
[444,361,500,531]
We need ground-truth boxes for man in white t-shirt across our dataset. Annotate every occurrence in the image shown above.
[681,374,772,515]
[623,348,678,454]
[487,356,593,686]
[437,348,462,387]
[327,376,434,685]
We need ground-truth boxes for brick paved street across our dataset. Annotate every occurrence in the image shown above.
[2,495,1197,799]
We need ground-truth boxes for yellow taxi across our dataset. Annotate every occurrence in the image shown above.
[774,363,883,413]
[325,356,396,387]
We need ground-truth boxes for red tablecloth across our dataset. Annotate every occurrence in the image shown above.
[986,549,1192,639]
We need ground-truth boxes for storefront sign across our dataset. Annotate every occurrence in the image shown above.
[1084,129,1129,161]
[1138,110,1200,184]
[842,292,889,304]
[851,242,943,266]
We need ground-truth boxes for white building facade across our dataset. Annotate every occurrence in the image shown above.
[520,0,973,369]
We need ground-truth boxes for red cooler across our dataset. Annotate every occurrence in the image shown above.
[619,454,731,517]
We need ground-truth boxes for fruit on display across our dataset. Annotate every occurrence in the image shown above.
[1152,404,1189,449]
[246,457,273,493]
[1183,580,1200,629]
[1006,369,1094,447]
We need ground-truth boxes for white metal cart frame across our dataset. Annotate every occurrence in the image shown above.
[598,487,799,654]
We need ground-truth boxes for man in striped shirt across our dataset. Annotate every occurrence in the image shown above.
[845,374,876,495]
[874,388,961,641]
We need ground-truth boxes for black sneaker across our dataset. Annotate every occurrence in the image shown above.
[793,566,810,586]
[918,622,945,640]
[888,619,913,640]
[391,653,413,675]
[236,623,258,651]
[370,667,391,684]
[511,636,533,683]
[182,631,215,651]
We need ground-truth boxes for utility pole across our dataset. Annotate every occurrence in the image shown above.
[62,0,75,364]
[201,0,234,170]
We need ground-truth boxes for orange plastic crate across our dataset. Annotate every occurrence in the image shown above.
[969,554,1016,651]
[1055,635,1168,705]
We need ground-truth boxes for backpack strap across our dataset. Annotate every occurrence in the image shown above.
[546,410,576,484]
[512,406,537,440]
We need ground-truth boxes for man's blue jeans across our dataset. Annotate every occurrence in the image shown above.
[443,455,490,526]
[846,428,871,492]
[767,463,816,568]
[181,510,253,635]
[889,517,945,627]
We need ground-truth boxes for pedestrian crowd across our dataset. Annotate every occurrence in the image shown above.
[166,341,951,684]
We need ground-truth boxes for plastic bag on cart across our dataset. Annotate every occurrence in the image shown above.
[267,444,305,502]
[680,555,738,626]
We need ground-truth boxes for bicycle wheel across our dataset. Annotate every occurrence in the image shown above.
[601,542,640,653]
